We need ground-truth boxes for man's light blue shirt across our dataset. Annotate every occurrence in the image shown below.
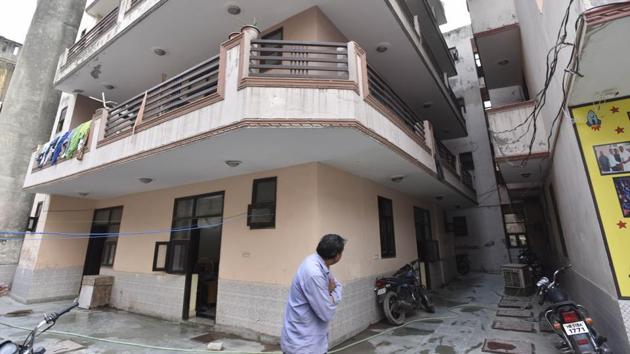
[280,254,342,354]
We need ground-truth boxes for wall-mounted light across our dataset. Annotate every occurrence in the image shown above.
[138,177,154,184]
[497,59,510,66]
[78,192,89,197]
[152,47,167,56]
[103,83,115,90]
[390,175,405,183]
[376,42,390,53]
[225,160,242,167]
[520,173,531,178]
[226,3,241,15]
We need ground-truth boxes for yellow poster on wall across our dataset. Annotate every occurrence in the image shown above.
[571,98,630,299]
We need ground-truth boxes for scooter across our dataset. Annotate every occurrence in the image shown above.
[0,300,79,354]
[518,249,543,280]
[374,260,435,325]
[536,265,612,353]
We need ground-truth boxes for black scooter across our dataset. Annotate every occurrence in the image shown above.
[0,300,79,354]
[537,265,612,353]
[374,260,435,325]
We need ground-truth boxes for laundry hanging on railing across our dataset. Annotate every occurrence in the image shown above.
[64,121,91,160]
[35,121,91,168]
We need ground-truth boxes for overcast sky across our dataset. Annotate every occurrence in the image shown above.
[440,0,472,33]
[0,0,37,43]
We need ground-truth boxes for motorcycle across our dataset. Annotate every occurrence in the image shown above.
[536,265,612,354]
[374,260,435,325]
[0,300,79,354]
[456,254,471,275]
[518,249,543,280]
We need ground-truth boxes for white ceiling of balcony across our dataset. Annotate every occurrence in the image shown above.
[475,25,524,90]
[55,0,466,138]
[86,0,119,18]
[569,15,630,106]
[498,157,549,186]
[27,127,475,209]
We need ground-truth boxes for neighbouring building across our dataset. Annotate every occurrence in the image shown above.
[10,0,485,345]
[0,36,22,112]
[459,0,630,351]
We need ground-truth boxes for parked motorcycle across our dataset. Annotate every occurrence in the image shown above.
[0,300,79,354]
[456,254,471,275]
[536,265,612,354]
[518,249,543,280]
[374,260,435,325]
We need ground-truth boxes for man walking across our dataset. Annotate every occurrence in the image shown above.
[281,234,346,354]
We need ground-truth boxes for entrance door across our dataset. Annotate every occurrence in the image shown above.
[414,207,436,288]
[83,207,122,275]
[170,192,224,320]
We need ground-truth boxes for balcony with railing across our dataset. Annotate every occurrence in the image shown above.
[26,31,477,205]
[62,6,119,70]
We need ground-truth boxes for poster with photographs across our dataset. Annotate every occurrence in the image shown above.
[614,176,630,218]
[593,141,630,175]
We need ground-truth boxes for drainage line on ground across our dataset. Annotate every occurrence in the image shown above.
[0,303,496,354]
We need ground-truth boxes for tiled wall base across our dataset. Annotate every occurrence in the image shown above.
[0,264,16,284]
[11,266,82,303]
[563,270,630,353]
[216,275,383,346]
[101,268,186,321]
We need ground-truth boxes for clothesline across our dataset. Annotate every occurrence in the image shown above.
[35,120,91,167]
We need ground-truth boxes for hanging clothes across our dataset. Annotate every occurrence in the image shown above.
[50,131,72,165]
[64,121,91,159]
[40,135,61,167]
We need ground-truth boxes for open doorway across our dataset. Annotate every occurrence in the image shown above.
[414,207,438,289]
[170,192,224,320]
[83,206,122,275]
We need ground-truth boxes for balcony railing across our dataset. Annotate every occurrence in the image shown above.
[104,54,220,139]
[367,65,425,141]
[64,7,119,68]
[437,141,457,171]
[249,39,349,79]
[461,169,474,190]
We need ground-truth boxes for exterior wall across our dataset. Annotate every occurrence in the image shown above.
[15,162,448,346]
[11,195,94,303]
[262,6,348,43]
[0,37,21,104]
[443,26,508,273]
[487,101,548,158]
[513,0,630,351]
[466,0,518,34]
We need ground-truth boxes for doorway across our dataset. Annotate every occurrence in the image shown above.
[414,207,437,289]
[170,192,224,320]
[83,206,122,275]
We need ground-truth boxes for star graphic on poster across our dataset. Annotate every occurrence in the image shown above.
[611,106,620,114]
[618,220,628,229]
[615,126,625,134]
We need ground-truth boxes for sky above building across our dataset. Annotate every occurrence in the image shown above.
[0,0,36,43]
[440,0,472,32]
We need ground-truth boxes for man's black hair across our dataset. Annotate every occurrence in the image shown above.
[316,234,346,260]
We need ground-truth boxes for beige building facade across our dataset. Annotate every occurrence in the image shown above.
[12,0,475,345]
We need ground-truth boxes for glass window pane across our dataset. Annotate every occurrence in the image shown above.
[255,180,276,203]
[196,195,223,217]
[155,244,167,269]
[109,207,123,223]
[107,224,120,234]
[171,243,187,272]
[509,235,518,247]
[172,219,192,240]
[93,209,110,224]
[519,234,528,247]
[175,199,194,218]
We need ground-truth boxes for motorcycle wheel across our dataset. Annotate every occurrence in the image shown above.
[420,293,436,313]
[383,292,406,325]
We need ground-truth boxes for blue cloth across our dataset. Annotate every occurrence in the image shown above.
[38,135,60,167]
[281,254,342,354]
[50,131,72,165]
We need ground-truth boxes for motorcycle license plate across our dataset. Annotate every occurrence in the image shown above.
[562,321,588,335]
[377,288,387,296]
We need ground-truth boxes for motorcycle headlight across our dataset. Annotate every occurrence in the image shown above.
[536,277,549,288]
